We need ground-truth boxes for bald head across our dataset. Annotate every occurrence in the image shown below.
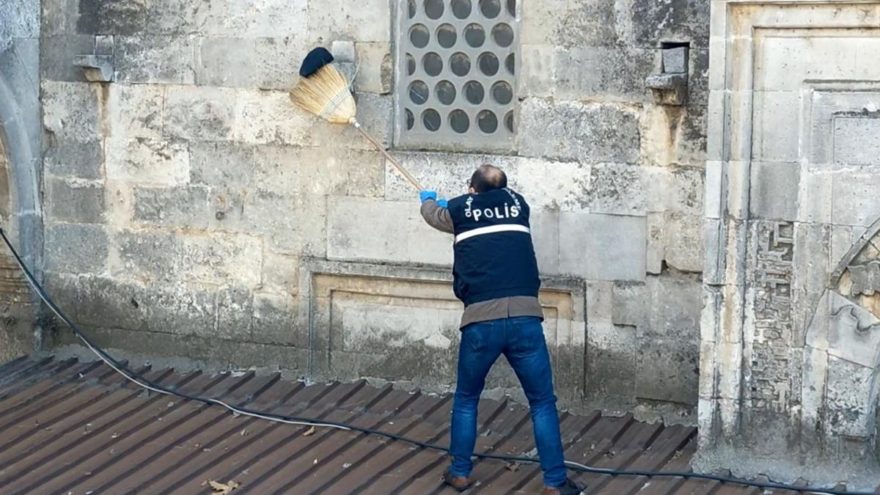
[468,164,508,193]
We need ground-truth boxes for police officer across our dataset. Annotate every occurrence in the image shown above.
[420,165,583,495]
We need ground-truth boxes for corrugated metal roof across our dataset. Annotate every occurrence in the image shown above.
[0,356,819,494]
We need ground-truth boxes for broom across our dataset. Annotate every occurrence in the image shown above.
[290,50,424,191]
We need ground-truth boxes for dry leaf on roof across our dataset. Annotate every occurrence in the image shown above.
[207,479,240,494]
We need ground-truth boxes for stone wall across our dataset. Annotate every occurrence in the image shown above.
[38,0,709,418]
[698,0,880,487]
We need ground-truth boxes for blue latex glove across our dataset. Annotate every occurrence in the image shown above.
[437,198,448,208]
[419,190,437,203]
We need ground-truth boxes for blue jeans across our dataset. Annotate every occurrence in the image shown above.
[449,316,567,487]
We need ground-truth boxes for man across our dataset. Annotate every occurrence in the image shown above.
[420,165,583,495]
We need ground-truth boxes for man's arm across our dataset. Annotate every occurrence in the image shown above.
[419,192,454,234]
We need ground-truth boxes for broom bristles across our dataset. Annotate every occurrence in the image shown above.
[290,65,357,125]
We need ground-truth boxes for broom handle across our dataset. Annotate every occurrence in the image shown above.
[351,120,423,191]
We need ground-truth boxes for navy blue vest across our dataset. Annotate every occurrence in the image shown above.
[446,188,541,306]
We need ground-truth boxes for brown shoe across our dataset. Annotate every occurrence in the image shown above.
[442,471,474,492]
[542,478,586,495]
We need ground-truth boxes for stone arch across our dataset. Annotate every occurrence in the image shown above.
[0,66,43,360]
[802,217,880,456]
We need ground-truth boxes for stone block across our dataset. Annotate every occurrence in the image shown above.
[531,208,560,275]
[289,147,385,198]
[41,0,79,38]
[589,164,645,215]
[518,98,641,164]
[44,223,108,274]
[191,0,308,37]
[327,197,453,266]
[113,229,179,283]
[519,44,558,98]
[556,46,655,102]
[833,116,880,166]
[76,0,147,35]
[253,291,301,346]
[115,35,196,84]
[636,339,699,405]
[74,275,146,330]
[612,282,649,327]
[189,142,257,189]
[559,212,647,282]
[133,186,212,228]
[105,137,189,185]
[196,37,307,90]
[164,86,236,141]
[511,158,592,212]
[142,0,201,35]
[554,0,621,48]
[831,172,880,227]
[824,356,875,437]
[232,89,314,146]
[260,251,300,294]
[44,137,103,179]
[354,42,392,94]
[106,84,164,140]
[179,233,262,287]
[749,160,800,221]
[630,0,710,48]
[586,322,636,403]
[41,81,101,142]
[797,170,832,224]
[646,213,664,275]
[39,34,96,82]
[664,212,704,273]
[216,287,254,339]
[142,283,217,337]
[646,275,702,342]
[308,0,390,42]
[45,178,105,224]
[520,0,566,45]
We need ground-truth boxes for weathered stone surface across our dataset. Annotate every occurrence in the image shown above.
[45,178,105,224]
[832,172,880,227]
[133,186,212,228]
[556,46,655,102]
[833,116,880,166]
[750,161,800,221]
[559,212,647,282]
[196,37,306,89]
[42,81,101,142]
[39,34,95,82]
[663,213,704,273]
[518,44,559,98]
[518,98,641,163]
[106,138,189,185]
[116,35,198,84]
[44,223,108,274]
[354,42,392,94]
[308,0,390,42]
[252,291,300,345]
[76,0,147,35]
[589,164,645,215]
[327,197,453,266]
[636,339,699,405]
[190,0,308,38]
[106,84,164,139]
[232,89,315,145]
[164,86,236,141]
[44,137,103,179]
[216,286,254,339]
[260,251,300,294]
[630,0,710,47]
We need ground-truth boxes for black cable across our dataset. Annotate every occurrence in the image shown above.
[0,228,870,495]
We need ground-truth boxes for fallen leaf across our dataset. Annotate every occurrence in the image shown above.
[208,480,240,494]
[505,462,519,472]
[303,426,316,437]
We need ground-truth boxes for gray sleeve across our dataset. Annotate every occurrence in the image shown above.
[420,200,455,234]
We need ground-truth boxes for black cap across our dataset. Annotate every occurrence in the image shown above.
[299,47,335,78]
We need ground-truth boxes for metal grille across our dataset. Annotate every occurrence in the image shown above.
[395,0,518,152]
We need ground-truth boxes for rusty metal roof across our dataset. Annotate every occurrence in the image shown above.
[0,356,812,494]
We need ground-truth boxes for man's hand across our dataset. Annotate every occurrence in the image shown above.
[437,198,448,208]
[419,190,437,203]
